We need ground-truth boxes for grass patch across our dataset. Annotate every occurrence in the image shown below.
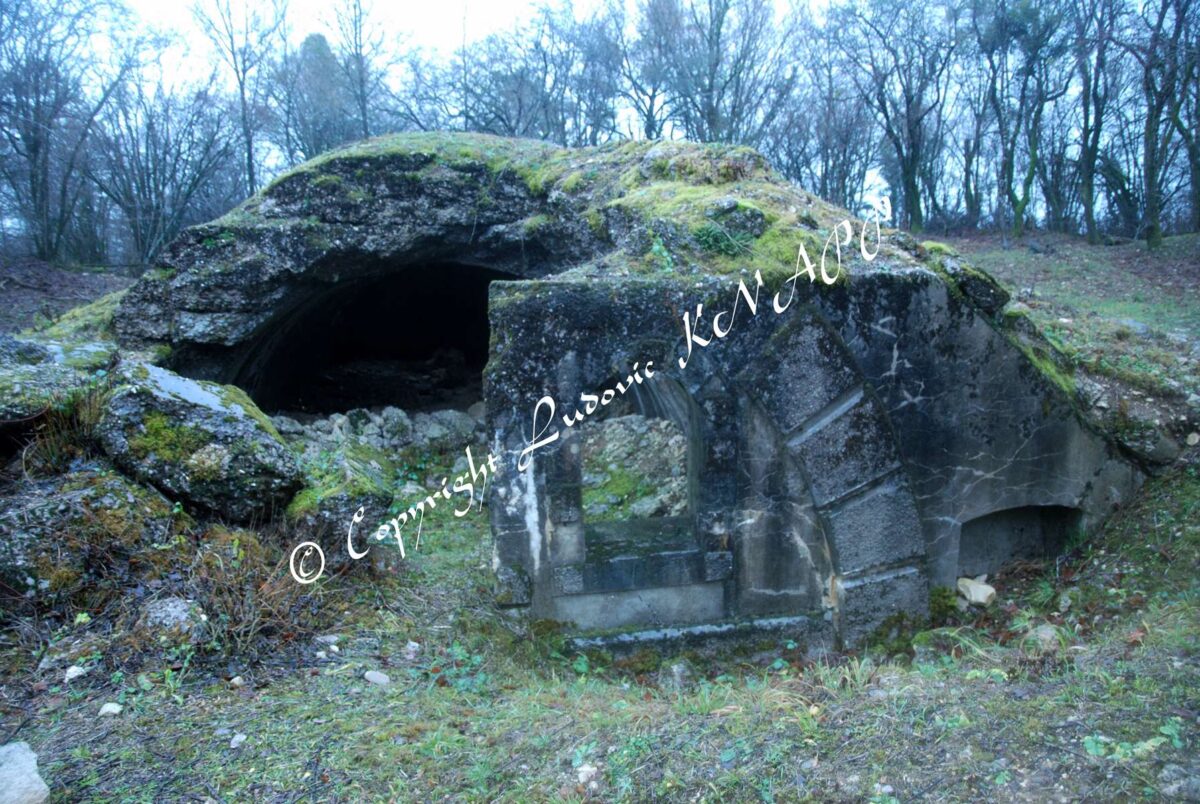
[8,460,1200,800]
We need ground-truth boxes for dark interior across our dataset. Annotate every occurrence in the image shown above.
[237,261,513,414]
[958,504,1082,577]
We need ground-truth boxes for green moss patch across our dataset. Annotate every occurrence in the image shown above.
[217,384,283,442]
[287,441,398,520]
[128,411,208,463]
[27,289,126,343]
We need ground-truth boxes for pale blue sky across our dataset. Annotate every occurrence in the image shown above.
[126,0,600,68]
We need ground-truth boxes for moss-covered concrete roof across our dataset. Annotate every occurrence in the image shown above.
[209,131,928,285]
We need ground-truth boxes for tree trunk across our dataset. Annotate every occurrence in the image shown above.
[1144,116,1163,249]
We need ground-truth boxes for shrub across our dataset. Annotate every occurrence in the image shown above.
[23,375,112,474]
[694,222,754,256]
[189,525,322,657]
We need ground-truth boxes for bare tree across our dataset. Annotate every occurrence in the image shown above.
[193,0,287,195]
[564,9,624,146]
[445,5,620,147]
[1167,0,1200,230]
[834,0,959,232]
[454,23,565,140]
[0,0,127,262]
[973,0,1073,236]
[268,33,359,165]
[332,0,390,139]
[1072,0,1121,242]
[1089,11,1138,236]
[387,51,457,132]
[762,13,877,212]
[88,75,235,264]
[1117,0,1192,247]
[651,0,799,146]
[608,0,678,139]
[954,47,995,229]
[1037,94,1081,232]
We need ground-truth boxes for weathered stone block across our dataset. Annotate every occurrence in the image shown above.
[553,583,726,631]
[786,394,901,506]
[703,550,733,581]
[838,565,928,647]
[824,474,924,575]
[736,315,860,433]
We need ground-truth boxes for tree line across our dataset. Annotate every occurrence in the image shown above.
[1,0,1197,266]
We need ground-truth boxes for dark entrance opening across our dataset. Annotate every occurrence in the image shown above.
[958,505,1082,577]
[235,261,513,414]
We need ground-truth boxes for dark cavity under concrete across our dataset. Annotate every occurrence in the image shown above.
[958,505,1081,578]
[232,261,512,414]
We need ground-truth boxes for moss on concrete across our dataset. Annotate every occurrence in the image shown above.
[128,411,208,464]
[1015,339,1077,398]
[185,132,918,295]
[922,240,959,258]
[217,384,284,443]
[28,289,126,343]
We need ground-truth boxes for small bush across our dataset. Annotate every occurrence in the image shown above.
[694,223,754,256]
[929,586,960,626]
[190,525,321,657]
[23,376,112,474]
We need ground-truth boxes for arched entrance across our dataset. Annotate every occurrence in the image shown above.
[224,260,515,414]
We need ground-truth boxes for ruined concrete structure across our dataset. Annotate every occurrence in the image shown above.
[114,133,1143,649]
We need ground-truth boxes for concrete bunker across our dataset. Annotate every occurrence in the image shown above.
[113,132,1144,650]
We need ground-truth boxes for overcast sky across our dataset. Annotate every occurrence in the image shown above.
[125,0,603,68]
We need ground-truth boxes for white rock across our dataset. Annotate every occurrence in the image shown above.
[0,741,49,803]
[1027,624,1062,656]
[228,676,245,688]
[956,577,996,607]
[328,645,339,654]
[398,480,425,497]
[63,665,86,683]
[98,702,122,716]
[229,733,247,749]
[364,670,391,686]
[576,763,599,785]
[138,597,205,641]
[1186,432,1199,447]
[403,641,421,661]
[315,651,327,660]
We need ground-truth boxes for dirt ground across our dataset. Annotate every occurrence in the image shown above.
[0,258,133,335]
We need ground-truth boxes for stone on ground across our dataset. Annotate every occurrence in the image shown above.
[95,361,301,521]
[0,741,49,804]
[957,577,996,607]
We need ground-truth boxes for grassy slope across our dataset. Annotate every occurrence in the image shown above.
[4,235,1198,802]
[949,232,1200,398]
